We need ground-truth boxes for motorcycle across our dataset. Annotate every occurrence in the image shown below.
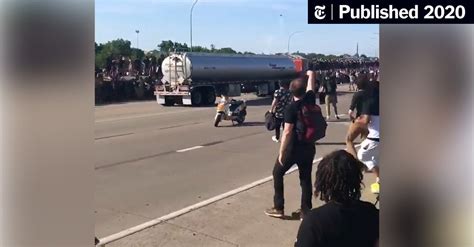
[214,99,247,127]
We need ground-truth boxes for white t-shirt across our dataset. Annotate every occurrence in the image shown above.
[367,115,380,139]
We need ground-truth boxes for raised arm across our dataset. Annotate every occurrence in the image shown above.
[306,70,316,92]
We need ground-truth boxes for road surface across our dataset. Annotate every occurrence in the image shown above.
[95,87,357,237]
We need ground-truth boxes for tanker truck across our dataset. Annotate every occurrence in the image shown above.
[154,53,304,106]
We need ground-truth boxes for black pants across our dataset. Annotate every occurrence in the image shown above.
[273,145,315,213]
[275,117,284,140]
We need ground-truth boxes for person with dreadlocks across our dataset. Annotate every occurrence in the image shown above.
[295,150,379,247]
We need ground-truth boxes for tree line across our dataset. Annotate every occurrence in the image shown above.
[95,39,374,70]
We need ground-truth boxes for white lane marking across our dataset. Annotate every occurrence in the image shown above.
[97,157,322,246]
[97,144,362,246]
[176,146,204,153]
[95,109,208,123]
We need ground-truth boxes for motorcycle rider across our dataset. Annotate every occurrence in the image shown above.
[219,93,232,113]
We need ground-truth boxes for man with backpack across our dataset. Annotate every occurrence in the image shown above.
[265,71,327,220]
[323,72,340,120]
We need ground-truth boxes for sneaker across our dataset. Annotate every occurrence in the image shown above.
[271,136,279,143]
[295,209,305,221]
[371,182,380,194]
[264,207,284,218]
[336,115,340,120]
[326,116,330,121]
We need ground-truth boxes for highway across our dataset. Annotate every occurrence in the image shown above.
[95,86,356,237]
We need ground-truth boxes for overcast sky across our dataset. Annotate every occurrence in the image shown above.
[96,0,379,56]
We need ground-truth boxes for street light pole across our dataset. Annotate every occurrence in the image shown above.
[135,30,140,50]
[287,31,303,55]
[190,0,199,52]
[372,32,379,58]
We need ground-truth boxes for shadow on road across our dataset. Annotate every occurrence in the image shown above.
[336,91,355,97]
[95,99,155,107]
[280,211,303,221]
[244,97,273,107]
[217,121,265,128]
[325,118,351,123]
[242,121,265,127]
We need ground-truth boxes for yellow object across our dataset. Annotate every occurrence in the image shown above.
[371,182,380,194]
[216,103,225,112]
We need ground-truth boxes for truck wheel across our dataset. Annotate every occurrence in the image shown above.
[236,112,246,125]
[214,114,222,127]
[236,116,245,125]
[205,90,216,105]
[163,97,175,106]
[191,90,203,106]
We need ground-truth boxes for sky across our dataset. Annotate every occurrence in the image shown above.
[95,0,379,56]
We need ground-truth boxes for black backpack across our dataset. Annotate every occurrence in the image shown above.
[295,103,327,143]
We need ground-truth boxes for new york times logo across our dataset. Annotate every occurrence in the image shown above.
[308,0,473,24]
[314,5,326,20]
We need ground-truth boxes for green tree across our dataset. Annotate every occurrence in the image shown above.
[192,46,210,53]
[158,40,190,53]
[95,39,134,68]
[146,49,162,57]
[216,47,237,54]
[131,48,145,60]
[158,40,175,53]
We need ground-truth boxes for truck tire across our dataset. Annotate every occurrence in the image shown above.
[163,97,175,106]
[214,114,222,127]
[204,89,216,105]
[236,112,246,125]
[191,90,203,106]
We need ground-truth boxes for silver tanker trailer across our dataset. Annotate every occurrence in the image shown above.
[155,52,300,106]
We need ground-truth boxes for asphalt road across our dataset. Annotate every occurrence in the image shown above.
[95,86,356,237]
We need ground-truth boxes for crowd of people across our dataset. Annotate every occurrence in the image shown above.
[311,58,379,71]
[94,55,166,104]
[97,54,165,80]
[266,69,380,247]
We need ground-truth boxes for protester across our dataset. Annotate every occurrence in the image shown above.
[127,58,133,75]
[133,58,141,75]
[270,81,292,142]
[265,71,317,220]
[349,71,356,91]
[311,58,379,71]
[294,150,379,247]
[150,56,157,77]
[348,76,370,121]
[118,57,125,76]
[144,57,151,76]
[322,73,339,120]
[346,79,380,189]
